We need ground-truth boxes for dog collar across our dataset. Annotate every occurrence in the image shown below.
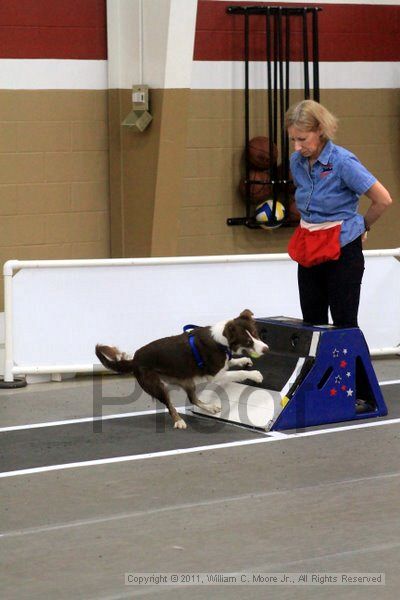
[218,344,233,361]
[183,324,232,367]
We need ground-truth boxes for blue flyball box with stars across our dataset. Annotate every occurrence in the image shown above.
[253,317,388,431]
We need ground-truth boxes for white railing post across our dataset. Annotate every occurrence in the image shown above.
[3,261,16,382]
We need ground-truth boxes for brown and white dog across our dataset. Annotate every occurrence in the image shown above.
[95,309,268,430]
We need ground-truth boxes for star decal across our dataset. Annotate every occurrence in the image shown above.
[325,346,355,401]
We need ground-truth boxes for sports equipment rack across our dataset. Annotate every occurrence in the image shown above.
[226,5,321,229]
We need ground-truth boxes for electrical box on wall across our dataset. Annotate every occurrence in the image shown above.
[132,85,149,111]
[122,84,152,132]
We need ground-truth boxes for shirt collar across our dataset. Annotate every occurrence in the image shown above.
[297,139,334,168]
[317,139,334,166]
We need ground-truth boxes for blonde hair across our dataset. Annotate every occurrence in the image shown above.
[285,100,338,140]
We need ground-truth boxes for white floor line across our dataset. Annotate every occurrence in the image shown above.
[0,437,272,479]
[379,379,400,386]
[0,406,188,433]
[1,415,400,480]
[1,379,398,433]
[263,430,289,439]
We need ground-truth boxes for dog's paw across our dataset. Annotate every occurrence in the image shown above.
[204,404,221,415]
[248,370,263,383]
[174,418,187,430]
[237,357,253,368]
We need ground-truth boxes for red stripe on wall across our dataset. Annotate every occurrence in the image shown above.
[0,0,107,59]
[194,1,400,62]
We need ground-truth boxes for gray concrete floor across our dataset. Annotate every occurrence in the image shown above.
[0,358,399,600]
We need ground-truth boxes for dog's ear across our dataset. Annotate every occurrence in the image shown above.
[239,309,254,320]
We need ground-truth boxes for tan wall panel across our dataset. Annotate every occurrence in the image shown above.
[321,90,400,117]
[151,89,192,256]
[336,116,400,146]
[0,91,102,121]
[188,90,242,119]
[341,144,398,175]
[0,215,46,246]
[17,183,70,214]
[108,89,192,259]
[71,181,109,212]
[0,185,17,215]
[184,147,242,179]
[0,154,45,184]
[44,151,108,183]
[116,88,162,258]
[108,87,197,258]
[0,123,17,152]
[72,121,108,151]
[43,213,100,244]
[0,244,73,264]
[108,88,163,258]
[70,242,110,258]
[16,123,71,152]
[107,89,124,257]
[0,89,110,311]
[182,177,239,207]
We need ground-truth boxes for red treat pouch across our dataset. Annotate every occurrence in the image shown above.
[288,220,342,267]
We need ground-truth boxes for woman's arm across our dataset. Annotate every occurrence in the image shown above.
[363,181,392,231]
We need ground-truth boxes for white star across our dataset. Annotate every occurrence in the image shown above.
[343,349,348,355]
[347,388,354,397]
[346,372,351,378]
[335,375,342,384]
[333,349,339,357]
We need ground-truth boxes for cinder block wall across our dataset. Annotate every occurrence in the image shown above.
[0,0,109,309]
[0,91,109,260]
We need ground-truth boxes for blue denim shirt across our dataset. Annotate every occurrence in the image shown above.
[290,140,376,246]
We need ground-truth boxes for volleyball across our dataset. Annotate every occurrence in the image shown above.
[255,199,286,229]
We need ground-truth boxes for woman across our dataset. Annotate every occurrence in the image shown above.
[285,100,392,328]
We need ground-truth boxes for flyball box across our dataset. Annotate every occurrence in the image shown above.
[193,317,388,431]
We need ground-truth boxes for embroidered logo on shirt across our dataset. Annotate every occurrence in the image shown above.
[320,163,333,178]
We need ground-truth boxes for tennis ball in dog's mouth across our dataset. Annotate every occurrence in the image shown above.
[249,351,262,359]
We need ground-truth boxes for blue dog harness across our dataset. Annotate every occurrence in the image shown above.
[183,324,232,369]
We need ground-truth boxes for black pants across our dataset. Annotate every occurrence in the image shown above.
[297,235,365,328]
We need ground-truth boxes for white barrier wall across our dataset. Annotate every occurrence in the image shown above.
[3,250,400,381]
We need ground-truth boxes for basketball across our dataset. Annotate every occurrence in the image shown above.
[255,199,286,229]
[248,136,278,169]
[239,170,272,203]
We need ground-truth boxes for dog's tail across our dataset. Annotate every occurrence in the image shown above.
[95,344,135,374]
